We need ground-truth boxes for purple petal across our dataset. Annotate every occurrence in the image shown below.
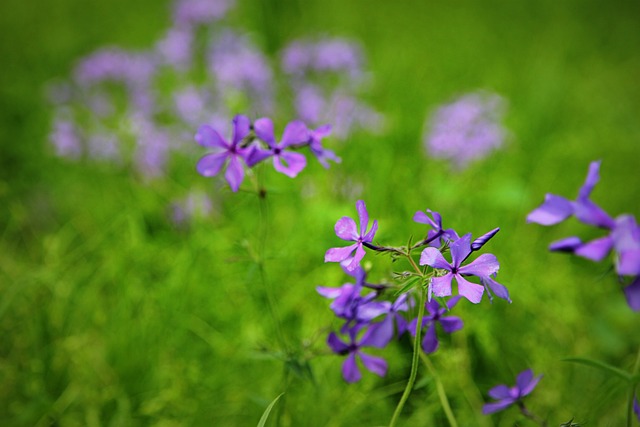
[342,353,361,383]
[455,274,484,304]
[526,194,574,225]
[335,216,359,241]
[459,253,500,277]
[316,286,343,299]
[253,117,276,146]
[549,236,583,253]
[488,384,512,400]
[445,295,462,310]
[224,156,244,192]
[325,244,357,263]
[357,301,391,322]
[574,199,615,229]
[358,352,388,377]
[245,147,273,167]
[482,276,511,303]
[345,245,366,271]
[395,315,408,336]
[519,372,542,397]
[623,277,640,311]
[196,152,227,177]
[413,211,436,227]
[360,321,393,348]
[273,151,307,177]
[482,399,515,415]
[422,322,439,353]
[612,214,640,252]
[440,316,464,333]
[420,247,451,270]
[356,200,369,236]
[231,114,251,145]
[617,250,640,276]
[574,236,614,261]
[450,234,472,268]
[195,124,227,148]
[578,160,601,200]
[280,120,309,147]
[327,332,349,353]
[313,124,332,138]
[515,369,535,394]
[363,220,378,242]
[431,274,453,298]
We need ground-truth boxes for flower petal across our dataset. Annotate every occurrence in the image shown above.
[413,210,436,227]
[440,316,464,333]
[342,353,361,383]
[327,332,349,353]
[280,120,309,147]
[471,228,500,251]
[358,352,388,377]
[578,160,601,200]
[245,146,273,167]
[196,152,227,177]
[518,371,542,397]
[617,250,640,276]
[431,274,453,298]
[364,220,378,242]
[325,244,357,263]
[420,247,451,270]
[345,244,366,271]
[360,320,393,348]
[231,114,251,145]
[224,156,244,192]
[526,194,574,225]
[335,216,359,241]
[574,199,615,229]
[253,117,276,146]
[450,234,472,268]
[316,286,343,299]
[356,200,369,236]
[623,277,640,311]
[482,399,515,415]
[549,236,583,253]
[488,384,512,400]
[459,253,500,277]
[482,276,511,303]
[195,124,227,148]
[421,322,439,353]
[574,236,614,261]
[455,274,484,304]
[273,151,307,177]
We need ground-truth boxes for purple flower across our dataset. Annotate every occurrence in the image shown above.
[420,234,505,304]
[483,369,542,415]
[246,118,308,177]
[325,200,379,272]
[196,115,251,192]
[413,209,459,247]
[133,114,171,179]
[173,0,233,27]
[156,27,193,69]
[327,325,388,383]
[409,296,463,353]
[471,228,500,251]
[364,293,411,347]
[424,91,507,170]
[308,124,340,168]
[49,118,82,159]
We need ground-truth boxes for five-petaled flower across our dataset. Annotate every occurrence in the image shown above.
[413,209,459,247]
[196,114,251,192]
[409,296,463,353]
[419,233,505,304]
[327,324,388,383]
[325,200,378,272]
[246,117,308,177]
[483,369,542,415]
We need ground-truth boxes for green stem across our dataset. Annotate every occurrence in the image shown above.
[627,346,640,427]
[388,286,426,427]
[420,352,459,427]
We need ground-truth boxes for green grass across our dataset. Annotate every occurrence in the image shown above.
[1,0,640,425]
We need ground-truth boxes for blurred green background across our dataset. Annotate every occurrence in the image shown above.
[1,0,639,425]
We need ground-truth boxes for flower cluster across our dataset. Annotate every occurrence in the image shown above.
[319,200,510,382]
[527,160,640,311]
[195,115,338,192]
[423,91,508,170]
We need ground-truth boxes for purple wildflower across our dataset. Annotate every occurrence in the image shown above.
[471,228,500,251]
[172,0,233,27]
[409,296,463,353]
[364,293,411,347]
[74,48,156,88]
[156,27,193,69]
[325,200,379,272]
[327,325,388,383]
[420,234,505,304]
[246,118,308,177]
[281,38,364,80]
[196,114,251,192]
[483,369,542,415]
[133,115,171,179]
[49,118,82,159]
[412,209,459,247]
[424,91,507,170]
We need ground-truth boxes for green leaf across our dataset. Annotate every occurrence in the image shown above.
[563,357,632,382]
[257,392,284,427]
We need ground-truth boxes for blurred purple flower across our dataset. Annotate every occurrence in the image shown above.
[49,118,82,159]
[308,124,340,168]
[420,234,505,304]
[156,27,193,69]
[483,369,542,415]
[74,48,156,88]
[325,200,379,272]
[196,114,251,192]
[133,115,172,179]
[424,91,507,170]
[281,38,363,79]
[170,190,213,226]
[173,0,233,27]
[246,118,308,177]
[409,296,463,353]
[413,209,459,247]
[327,325,388,383]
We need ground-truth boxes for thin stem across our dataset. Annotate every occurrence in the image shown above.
[420,352,459,427]
[388,286,426,427]
[518,402,547,427]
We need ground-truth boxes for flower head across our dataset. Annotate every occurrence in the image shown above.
[409,296,463,353]
[327,325,388,383]
[246,118,308,177]
[413,209,459,247]
[196,114,251,192]
[483,369,542,414]
[325,200,378,272]
[420,234,507,304]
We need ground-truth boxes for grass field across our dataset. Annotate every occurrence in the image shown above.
[1,0,639,425]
